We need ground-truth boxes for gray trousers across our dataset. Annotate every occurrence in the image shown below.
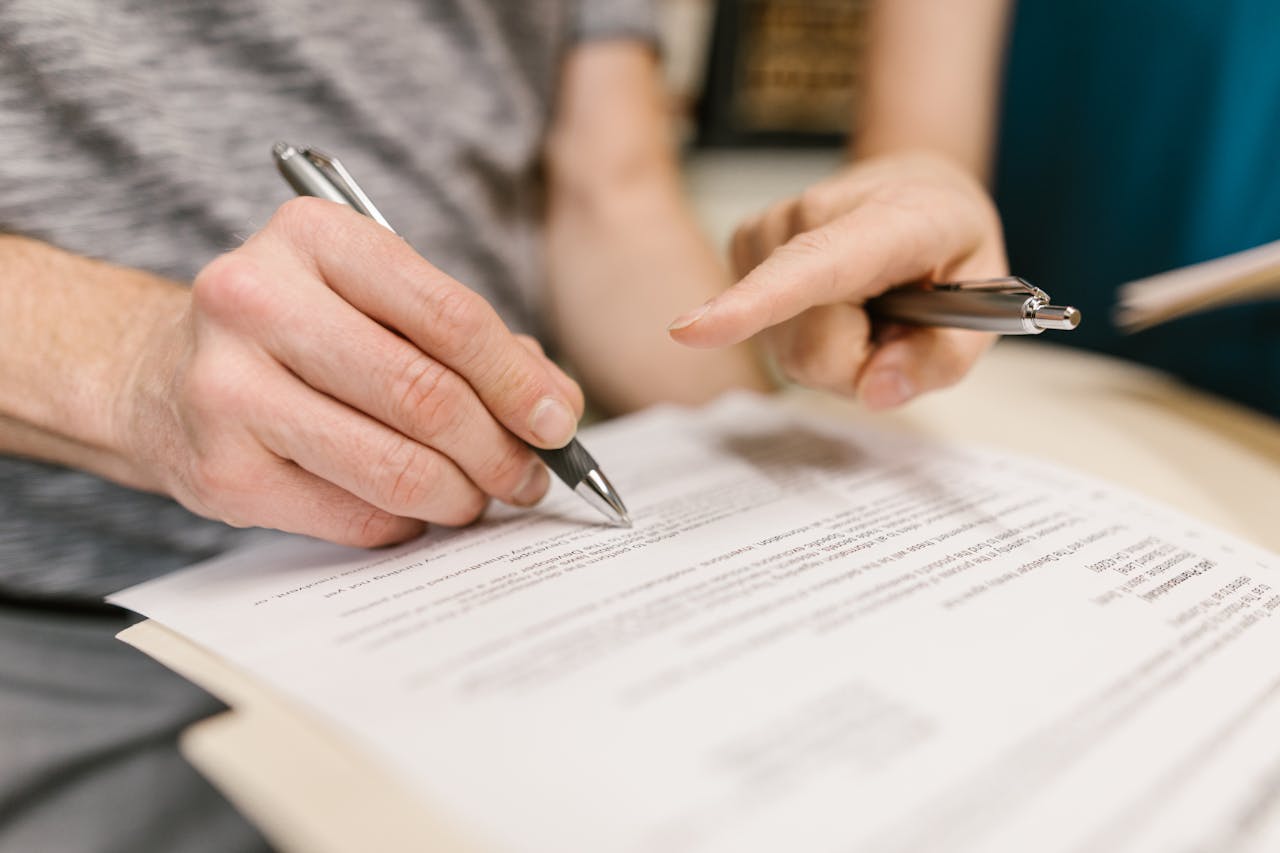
[0,600,272,853]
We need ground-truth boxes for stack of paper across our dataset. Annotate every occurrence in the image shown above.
[112,394,1280,852]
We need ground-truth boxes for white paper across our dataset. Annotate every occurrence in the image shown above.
[111,393,1280,853]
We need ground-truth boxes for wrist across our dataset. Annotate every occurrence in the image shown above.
[0,235,191,489]
[108,280,191,492]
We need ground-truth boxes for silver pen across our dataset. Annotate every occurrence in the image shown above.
[866,277,1081,334]
[272,143,631,528]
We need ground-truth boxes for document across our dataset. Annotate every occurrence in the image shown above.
[111,393,1280,853]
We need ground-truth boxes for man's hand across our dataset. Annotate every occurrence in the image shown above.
[117,197,584,547]
[667,152,1007,409]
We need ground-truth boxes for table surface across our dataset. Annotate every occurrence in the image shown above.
[122,340,1280,853]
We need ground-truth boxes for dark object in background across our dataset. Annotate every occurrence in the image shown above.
[698,0,867,147]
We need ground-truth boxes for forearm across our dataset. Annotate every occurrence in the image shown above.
[544,42,769,415]
[855,0,1013,181]
[0,235,186,488]
[547,173,769,414]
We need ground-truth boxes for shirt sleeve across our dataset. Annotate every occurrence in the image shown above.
[573,0,659,43]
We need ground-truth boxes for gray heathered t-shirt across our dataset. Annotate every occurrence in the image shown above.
[0,0,655,600]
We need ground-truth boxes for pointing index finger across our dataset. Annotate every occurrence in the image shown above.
[669,200,983,350]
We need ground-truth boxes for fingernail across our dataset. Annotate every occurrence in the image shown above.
[860,369,916,410]
[511,462,550,506]
[530,397,577,447]
[667,302,711,332]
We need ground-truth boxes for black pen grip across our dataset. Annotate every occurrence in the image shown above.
[533,439,597,488]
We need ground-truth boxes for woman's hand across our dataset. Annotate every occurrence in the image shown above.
[668,152,1007,409]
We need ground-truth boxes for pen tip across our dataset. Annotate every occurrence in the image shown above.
[573,470,631,528]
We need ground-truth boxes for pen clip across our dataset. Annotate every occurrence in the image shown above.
[280,142,394,230]
[930,276,1053,303]
[299,147,394,231]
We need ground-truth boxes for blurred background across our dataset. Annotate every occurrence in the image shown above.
[655,0,864,246]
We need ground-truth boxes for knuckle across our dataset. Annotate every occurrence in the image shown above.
[391,356,462,435]
[492,357,553,417]
[368,441,488,528]
[787,226,837,258]
[344,507,406,548]
[481,440,535,496]
[372,439,438,515]
[766,229,843,306]
[428,287,488,357]
[796,187,836,230]
[192,253,269,324]
[862,178,907,211]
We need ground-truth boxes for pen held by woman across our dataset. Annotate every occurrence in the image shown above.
[865,277,1081,335]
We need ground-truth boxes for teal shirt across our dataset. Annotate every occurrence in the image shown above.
[994,0,1280,416]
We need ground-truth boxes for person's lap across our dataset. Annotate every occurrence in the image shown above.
[0,599,271,853]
